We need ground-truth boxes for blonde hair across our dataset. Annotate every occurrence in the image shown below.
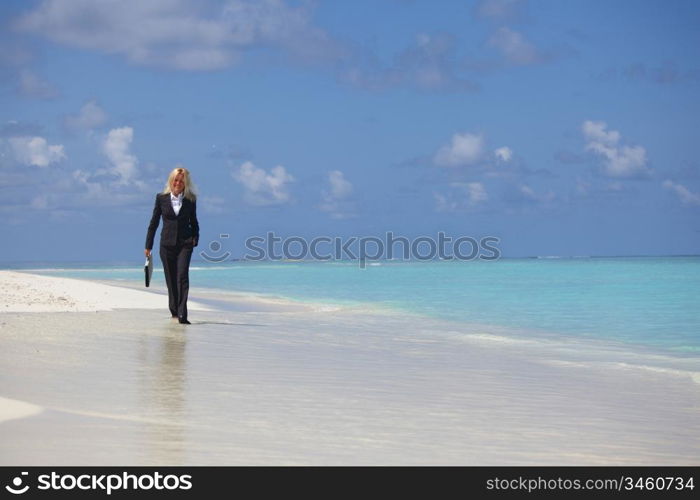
[162,165,197,201]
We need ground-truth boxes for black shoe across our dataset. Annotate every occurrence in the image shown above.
[178,318,191,325]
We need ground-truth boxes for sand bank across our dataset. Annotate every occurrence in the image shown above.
[0,270,215,313]
[0,396,43,424]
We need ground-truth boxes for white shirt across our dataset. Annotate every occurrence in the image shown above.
[171,192,183,216]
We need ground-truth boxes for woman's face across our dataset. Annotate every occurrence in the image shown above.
[171,173,185,195]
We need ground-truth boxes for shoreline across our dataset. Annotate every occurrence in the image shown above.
[11,262,700,357]
[4,269,699,374]
[3,269,699,380]
[1,271,699,465]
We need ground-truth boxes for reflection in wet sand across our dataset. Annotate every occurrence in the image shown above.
[138,324,187,464]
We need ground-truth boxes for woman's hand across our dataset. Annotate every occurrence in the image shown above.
[145,249,151,258]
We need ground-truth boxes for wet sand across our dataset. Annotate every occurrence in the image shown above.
[1,271,699,465]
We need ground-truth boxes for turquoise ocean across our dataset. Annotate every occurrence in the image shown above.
[11,256,700,354]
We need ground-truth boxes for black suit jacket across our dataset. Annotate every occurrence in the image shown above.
[145,193,200,249]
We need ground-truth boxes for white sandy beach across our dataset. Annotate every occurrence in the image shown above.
[0,270,214,313]
[1,270,699,465]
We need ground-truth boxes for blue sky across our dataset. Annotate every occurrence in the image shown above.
[1,0,699,263]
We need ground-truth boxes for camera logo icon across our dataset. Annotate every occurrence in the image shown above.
[199,234,232,263]
[5,472,29,495]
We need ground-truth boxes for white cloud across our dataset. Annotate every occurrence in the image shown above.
[15,0,341,71]
[0,127,150,216]
[582,120,650,178]
[72,165,149,204]
[434,132,485,167]
[434,182,488,212]
[488,27,541,65]
[45,127,149,204]
[102,127,137,185]
[65,100,108,131]
[582,120,620,145]
[320,170,355,218]
[465,182,488,205]
[233,161,294,206]
[662,180,700,206]
[8,136,66,167]
[494,146,513,162]
[326,170,353,199]
[72,169,107,199]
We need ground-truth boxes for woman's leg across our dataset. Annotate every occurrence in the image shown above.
[160,245,179,317]
[175,244,194,321]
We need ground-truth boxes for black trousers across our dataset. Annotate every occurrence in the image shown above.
[160,243,193,320]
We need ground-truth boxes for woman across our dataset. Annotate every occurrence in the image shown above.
[145,166,199,324]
